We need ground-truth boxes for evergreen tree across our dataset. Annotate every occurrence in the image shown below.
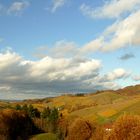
[28,104,40,118]
[41,107,51,119]
[49,108,59,122]
[22,104,28,112]
[15,104,21,110]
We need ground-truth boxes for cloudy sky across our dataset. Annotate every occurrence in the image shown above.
[0,0,140,100]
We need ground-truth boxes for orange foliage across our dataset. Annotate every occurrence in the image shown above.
[66,118,92,140]
[106,114,140,140]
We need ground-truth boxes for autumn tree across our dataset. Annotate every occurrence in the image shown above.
[106,114,140,140]
[66,118,92,140]
[0,109,38,140]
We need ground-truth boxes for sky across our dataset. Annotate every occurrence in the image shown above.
[0,0,140,100]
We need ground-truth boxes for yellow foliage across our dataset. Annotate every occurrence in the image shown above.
[106,114,140,140]
[66,118,92,140]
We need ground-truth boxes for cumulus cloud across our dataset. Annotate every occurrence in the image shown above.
[119,53,135,60]
[51,0,67,13]
[0,50,130,99]
[80,0,140,19]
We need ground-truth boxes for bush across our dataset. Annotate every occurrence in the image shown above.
[66,118,92,140]
[106,114,140,140]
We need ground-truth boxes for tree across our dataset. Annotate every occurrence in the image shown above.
[49,108,59,122]
[28,104,40,118]
[41,107,51,119]
[48,108,59,133]
[22,104,28,112]
[66,118,92,140]
[15,104,22,110]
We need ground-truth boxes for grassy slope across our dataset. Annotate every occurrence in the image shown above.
[29,133,58,140]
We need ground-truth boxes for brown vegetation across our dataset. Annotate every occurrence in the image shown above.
[0,109,38,140]
[66,118,92,140]
[106,115,140,140]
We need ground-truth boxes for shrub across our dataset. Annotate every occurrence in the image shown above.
[66,118,92,140]
[90,125,105,140]
[106,114,140,140]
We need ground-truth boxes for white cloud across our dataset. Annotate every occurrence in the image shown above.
[33,8,140,57]
[102,10,140,51]
[106,68,130,81]
[79,9,140,53]
[0,50,130,99]
[132,75,140,81]
[51,0,66,13]
[7,1,30,15]
[49,40,78,58]
[33,40,78,58]
[79,38,103,55]
[80,0,140,19]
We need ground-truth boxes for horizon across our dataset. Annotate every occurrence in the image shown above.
[0,0,140,99]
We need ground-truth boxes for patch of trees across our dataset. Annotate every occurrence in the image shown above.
[40,107,59,133]
[15,104,40,118]
[0,109,39,140]
[15,104,60,137]
[75,93,85,97]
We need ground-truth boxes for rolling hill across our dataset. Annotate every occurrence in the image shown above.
[20,84,140,124]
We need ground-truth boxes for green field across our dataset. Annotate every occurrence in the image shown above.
[29,133,58,140]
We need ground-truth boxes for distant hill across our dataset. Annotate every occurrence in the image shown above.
[116,84,140,95]
[0,84,140,125]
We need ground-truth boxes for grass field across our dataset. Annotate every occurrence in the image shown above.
[29,133,58,140]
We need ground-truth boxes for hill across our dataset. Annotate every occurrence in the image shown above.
[0,84,139,124]
[19,84,140,124]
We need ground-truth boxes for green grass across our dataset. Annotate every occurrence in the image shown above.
[29,133,58,140]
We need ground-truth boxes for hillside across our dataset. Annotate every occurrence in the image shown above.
[0,84,139,140]
[0,84,139,124]
[19,84,140,124]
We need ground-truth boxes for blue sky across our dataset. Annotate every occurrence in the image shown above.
[0,0,140,100]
